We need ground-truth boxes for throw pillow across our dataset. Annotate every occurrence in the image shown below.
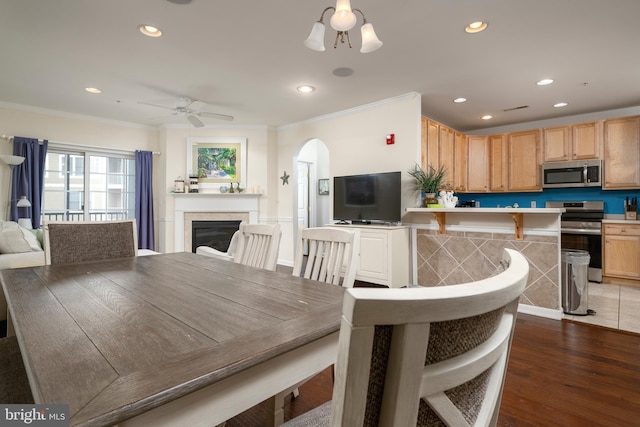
[0,221,43,254]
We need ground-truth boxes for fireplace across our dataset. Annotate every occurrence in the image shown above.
[191,220,241,253]
[173,193,260,253]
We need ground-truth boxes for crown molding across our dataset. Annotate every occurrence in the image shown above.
[277,92,420,131]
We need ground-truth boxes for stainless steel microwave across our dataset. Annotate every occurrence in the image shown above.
[542,159,602,188]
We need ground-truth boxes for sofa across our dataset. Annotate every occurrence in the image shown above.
[0,222,46,321]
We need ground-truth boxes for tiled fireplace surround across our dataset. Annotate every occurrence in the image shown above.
[415,228,560,311]
[174,193,260,253]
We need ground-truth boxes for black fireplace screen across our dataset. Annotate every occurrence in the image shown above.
[192,220,241,253]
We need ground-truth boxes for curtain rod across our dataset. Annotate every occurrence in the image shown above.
[1,135,160,155]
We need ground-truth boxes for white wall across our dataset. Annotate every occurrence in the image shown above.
[276,92,422,264]
[0,93,422,264]
[157,125,277,253]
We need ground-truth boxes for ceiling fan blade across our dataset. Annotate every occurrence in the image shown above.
[138,101,175,111]
[186,115,205,128]
[187,100,207,111]
[198,111,234,121]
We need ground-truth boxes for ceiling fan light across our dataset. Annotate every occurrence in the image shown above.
[304,21,326,51]
[330,0,357,31]
[360,23,382,53]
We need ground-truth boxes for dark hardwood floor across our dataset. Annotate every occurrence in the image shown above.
[226,314,640,427]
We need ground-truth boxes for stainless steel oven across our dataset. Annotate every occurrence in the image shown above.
[546,200,604,282]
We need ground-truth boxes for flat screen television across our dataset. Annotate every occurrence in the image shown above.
[333,171,401,224]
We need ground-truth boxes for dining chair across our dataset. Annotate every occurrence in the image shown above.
[233,222,282,271]
[43,219,138,265]
[283,248,529,427]
[0,336,34,403]
[270,227,362,425]
[292,227,360,287]
[196,229,239,262]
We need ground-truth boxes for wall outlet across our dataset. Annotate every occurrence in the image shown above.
[531,201,536,208]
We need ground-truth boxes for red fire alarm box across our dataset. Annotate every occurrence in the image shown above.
[386,134,395,145]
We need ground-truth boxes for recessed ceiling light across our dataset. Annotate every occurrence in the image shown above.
[481,115,493,120]
[297,85,315,93]
[554,102,568,108]
[85,87,102,94]
[536,78,554,86]
[453,97,467,103]
[465,21,488,33]
[139,25,162,37]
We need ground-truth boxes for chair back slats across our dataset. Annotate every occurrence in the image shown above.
[234,222,281,271]
[293,227,360,287]
[43,219,138,265]
[329,248,529,427]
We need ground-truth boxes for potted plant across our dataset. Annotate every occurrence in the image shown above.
[407,163,446,207]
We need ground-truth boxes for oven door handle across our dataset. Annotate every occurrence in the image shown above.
[561,228,602,235]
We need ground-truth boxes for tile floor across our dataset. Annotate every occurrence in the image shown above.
[564,281,640,334]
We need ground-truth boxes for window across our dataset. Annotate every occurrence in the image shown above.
[43,149,135,222]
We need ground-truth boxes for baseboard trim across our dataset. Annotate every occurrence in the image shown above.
[518,304,562,320]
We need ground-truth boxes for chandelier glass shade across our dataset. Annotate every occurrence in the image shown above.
[304,0,382,53]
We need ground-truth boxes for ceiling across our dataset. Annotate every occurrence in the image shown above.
[1,0,639,132]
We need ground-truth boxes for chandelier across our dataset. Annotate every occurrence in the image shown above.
[304,0,383,53]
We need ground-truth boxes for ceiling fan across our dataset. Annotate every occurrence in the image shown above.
[138,97,234,127]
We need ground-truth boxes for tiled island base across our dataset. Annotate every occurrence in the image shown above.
[415,229,560,311]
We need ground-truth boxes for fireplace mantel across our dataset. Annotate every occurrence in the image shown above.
[174,193,261,252]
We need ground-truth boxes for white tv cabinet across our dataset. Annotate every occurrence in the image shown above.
[330,224,410,288]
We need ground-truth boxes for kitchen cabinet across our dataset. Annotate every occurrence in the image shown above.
[603,223,640,283]
[508,130,542,191]
[543,122,602,162]
[572,121,602,160]
[543,126,571,161]
[420,117,457,188]
[439,125,455,188]
[466,136,489,192]
[453,131,467,192]
[603,116,640,189]
[330,224,410,288]
[489,134,507,192]
[421,117,440,169]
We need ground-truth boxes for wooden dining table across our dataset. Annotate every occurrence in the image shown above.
[0,252,345,426]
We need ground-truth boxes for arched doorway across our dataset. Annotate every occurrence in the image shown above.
[292,138,330,257]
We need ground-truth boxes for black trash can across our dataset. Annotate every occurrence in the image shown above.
[561,249,591,315]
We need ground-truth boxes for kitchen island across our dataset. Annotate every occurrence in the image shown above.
[404,207,565,319]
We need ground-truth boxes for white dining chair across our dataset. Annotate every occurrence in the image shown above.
[292,227,360,287]
[233,222,282,271]
[283,248,529,427]
[270,226,361,426]
[196,229,240,262]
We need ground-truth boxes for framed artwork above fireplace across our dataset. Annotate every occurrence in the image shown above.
[187,137,247,191]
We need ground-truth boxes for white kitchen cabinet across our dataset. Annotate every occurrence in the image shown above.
[330,224,410,288]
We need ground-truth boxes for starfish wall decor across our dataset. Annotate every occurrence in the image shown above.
[280,171,290,185]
